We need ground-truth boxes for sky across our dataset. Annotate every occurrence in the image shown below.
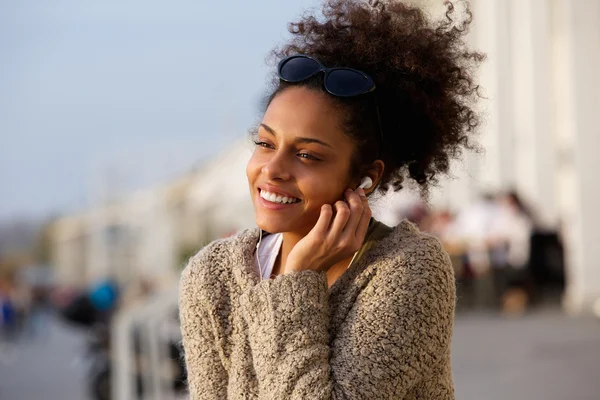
[0,0,322,221]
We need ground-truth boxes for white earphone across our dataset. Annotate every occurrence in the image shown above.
[358,176,373,190]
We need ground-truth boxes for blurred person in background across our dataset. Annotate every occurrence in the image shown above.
[179,1,484,399]
[0,278,20,365]
[423,210,455,245]
[444,193,500,309]
[450,193,498,276]
[12,280,32,338]
[0,276,29,343]
[422,210,467,285]
[487,190,535,315]
[0,278,17,342]
[58,278,121,400]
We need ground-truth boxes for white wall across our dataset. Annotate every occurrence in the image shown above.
[556,0,600,314]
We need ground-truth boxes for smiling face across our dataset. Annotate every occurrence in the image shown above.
[246,86,357,236]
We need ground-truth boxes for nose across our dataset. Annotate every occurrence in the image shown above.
[261,150,292,181]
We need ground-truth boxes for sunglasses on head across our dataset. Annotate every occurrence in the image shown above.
[278,54,377,97]
[277,54,384,155]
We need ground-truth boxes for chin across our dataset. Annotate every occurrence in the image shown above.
[254,210,317,236]
[255,214,291,234]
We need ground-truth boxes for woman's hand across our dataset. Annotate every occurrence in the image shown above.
[284,188,372,274]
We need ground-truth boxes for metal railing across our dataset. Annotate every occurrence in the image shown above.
[111,288,186,400]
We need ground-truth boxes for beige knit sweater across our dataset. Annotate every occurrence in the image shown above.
[179,219,456,399]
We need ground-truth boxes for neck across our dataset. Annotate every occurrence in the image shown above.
[279,231,304,274]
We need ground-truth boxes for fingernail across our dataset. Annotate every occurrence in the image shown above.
[357,188,366,197]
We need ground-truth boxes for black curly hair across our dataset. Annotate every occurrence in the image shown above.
[259,0,484,195]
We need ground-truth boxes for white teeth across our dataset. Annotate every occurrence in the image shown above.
[260,190,299,204]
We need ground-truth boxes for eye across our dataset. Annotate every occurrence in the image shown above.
[253,140,274,149]
[297,152,321,161]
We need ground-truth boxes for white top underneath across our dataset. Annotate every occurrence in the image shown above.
[255,232,283,280]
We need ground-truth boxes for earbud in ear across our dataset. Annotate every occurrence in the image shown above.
[358,176,373,190]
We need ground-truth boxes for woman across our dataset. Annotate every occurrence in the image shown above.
[488,191,535,313]
[179,0,483,398]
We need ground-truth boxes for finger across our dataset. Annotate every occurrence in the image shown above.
[330,200,351,236]
[313,204,333,236]
[356,188,370,212]
[354,188,372,241]
[342,189,364,235]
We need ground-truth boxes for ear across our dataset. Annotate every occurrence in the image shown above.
[361,160,385,195]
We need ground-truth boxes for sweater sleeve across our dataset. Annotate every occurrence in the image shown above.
[238,237,456,399]
[179,262,228,399]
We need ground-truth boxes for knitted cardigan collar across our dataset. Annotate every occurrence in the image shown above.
[225,219,418,337]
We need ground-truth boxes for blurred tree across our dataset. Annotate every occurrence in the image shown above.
[33,218,56,265]
[177,228,217,269]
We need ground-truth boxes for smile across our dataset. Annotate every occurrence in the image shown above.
[259,189,301,204]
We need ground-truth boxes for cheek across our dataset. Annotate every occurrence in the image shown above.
[300,174,348,207]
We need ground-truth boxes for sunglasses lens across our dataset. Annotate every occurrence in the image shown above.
[326,69,373,96]
[279,57,321,82]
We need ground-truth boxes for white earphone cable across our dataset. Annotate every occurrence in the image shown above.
[256,228,263,282]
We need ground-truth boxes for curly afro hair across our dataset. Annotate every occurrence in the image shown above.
[261,0,485,195]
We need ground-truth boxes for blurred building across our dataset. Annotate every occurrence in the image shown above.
[50,140,254,289]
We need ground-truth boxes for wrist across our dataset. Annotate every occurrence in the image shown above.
[283,263,302,275]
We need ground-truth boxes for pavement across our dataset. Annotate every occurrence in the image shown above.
[1,307,599,400]
[452,308,600,400]
[0,313,90,400]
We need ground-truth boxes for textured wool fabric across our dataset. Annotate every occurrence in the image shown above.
[179,219,456,399]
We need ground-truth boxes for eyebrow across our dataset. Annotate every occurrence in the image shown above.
[259,123,333,149]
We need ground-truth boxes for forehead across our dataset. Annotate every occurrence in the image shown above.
[262,87,352,148]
